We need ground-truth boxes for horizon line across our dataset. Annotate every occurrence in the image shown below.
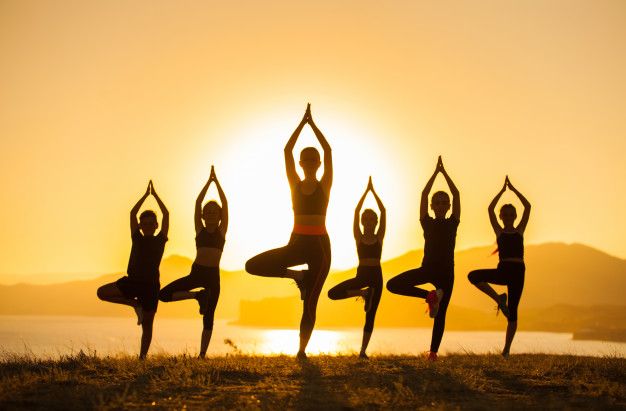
[0,240,622,286]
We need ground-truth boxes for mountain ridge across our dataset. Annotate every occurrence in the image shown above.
[0,242,624,330]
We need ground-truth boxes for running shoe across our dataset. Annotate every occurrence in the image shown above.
[364,287,376,313]
[359,352,369,359]
[296,351,308,361]
[196,289,209,315]
[425,289,444,318]
[496,293,510,319]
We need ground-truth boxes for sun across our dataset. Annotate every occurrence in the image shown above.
[191,107,403,272]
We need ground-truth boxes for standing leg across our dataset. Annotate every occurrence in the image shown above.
[429,273,454,354]
[138,285,159,358]
[502,267,525,356]
[200,274,221,358]
[298,236,331,356]
[139,310,156,359]
[361,272,383,357]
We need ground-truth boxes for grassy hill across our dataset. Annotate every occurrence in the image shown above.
[0,353,623,409]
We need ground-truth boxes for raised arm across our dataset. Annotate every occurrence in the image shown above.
[507,176,531,234]
[370,179,386,241]
[211,166,229,236]
[130,182,151,234]
[353,180,369,240]
[284,106,309,188]
[439,157,460,220]
[150,181,169,238]
[420,160,439,220]
[307,105,332,194]
[195,173,212,234]
[489,178,507,235]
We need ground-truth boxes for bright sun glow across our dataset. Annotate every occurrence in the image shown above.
[195,107,404,271]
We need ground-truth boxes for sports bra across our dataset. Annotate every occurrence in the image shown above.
[195,228,225,251]
[292,181,328,216]
[497,231,524,260]
[357,238,382,260]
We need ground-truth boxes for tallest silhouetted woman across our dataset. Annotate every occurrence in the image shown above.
[246,104,332,359]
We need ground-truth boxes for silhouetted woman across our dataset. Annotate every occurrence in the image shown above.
[246,104,332,359]
[159,166,228,358]
[468,176,530,357]
[97,181,168,359]
[328,177,385,359]
[386,156,460,361]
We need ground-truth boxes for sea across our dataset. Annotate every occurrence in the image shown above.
[0,315,624,358]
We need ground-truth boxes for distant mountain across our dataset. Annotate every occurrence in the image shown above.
[0,243,624,334]
[0,254,306,320]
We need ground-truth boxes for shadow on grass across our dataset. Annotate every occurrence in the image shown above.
[294,358,347,410]
[375,359,492,409]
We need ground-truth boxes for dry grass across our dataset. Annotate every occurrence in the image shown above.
[0,352,624,410]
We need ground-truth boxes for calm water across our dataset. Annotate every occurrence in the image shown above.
[0,316,624,358]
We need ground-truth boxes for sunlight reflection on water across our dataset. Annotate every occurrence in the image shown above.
[258,329,342,355]
[0,316,624,359]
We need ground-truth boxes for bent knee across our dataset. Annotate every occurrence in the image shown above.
[96,286,108,301]
[327,289,341,300]
[467,271,480,284]
[386,279,399,293]
[245,258,259,275]
[158,290,172,302]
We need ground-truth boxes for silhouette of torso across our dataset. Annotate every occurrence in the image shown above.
[292,181,328,216]
[127,229,167,282]
[421,215,459,267]
[357,238,382,260]
[497,231,524,260]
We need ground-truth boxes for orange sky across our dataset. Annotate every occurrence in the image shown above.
[1,1,625,282]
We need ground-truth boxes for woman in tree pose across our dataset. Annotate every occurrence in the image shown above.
[386,156,460,361]
[159,166,228,358]
[328,177,385,359]
[246,104,332,359]
[468,176,530,357]
[97,181,168,359]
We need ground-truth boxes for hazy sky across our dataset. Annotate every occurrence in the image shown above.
[1,0,625,282]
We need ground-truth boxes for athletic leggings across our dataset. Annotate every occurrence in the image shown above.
[386,265,454,353]
[468,261,525,322]
[245,233,331,334]
[159,263,220,330]
[327,266,383,333]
